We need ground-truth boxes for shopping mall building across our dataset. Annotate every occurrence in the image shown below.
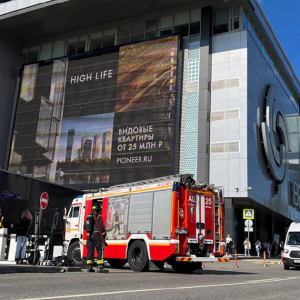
[0,0,299,251]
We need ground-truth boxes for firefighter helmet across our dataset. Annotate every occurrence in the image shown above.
[92,202,102,214]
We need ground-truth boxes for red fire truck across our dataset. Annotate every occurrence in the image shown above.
[63,174,224,272]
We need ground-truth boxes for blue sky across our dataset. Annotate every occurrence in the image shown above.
[258,0,300,80]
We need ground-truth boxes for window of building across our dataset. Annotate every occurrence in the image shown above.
[191,9,201,22]
[89,32,102,51]
[174,12,190,26]
[160,16,173,29]
[174,24,189,37]
[145,31,156,40]
[160,28,172,36]
[66,38,77,56]
[146,19,157,32]
[190,21,200,35]
[28,46,40,63]
[102,29,117,48]
[40,43,53,60]
[77,36,88,54]
[230,4,241,30]
[119,25,131,38]
[132,22,145,35]
[21,49,29,65]
[189,35,200,51]
[52,41,65,58]
[213,7,229,34]
[118,36,131,45]
[131,33,144,42]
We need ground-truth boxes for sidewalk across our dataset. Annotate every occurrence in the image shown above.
[222,254,282,260]
[0,261,82,274]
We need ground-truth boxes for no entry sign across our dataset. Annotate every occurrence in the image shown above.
[40,192,49,210]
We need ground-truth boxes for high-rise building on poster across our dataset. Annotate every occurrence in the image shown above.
[66,129,75,161]
[83,139,93,159]
[93,134,102,160]
[104,132,112,159]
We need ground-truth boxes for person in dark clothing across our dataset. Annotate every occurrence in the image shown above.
[84,202,109,273]
[0,206,3,228]
[113,211,121,237]
[230,238,235,256]
[15,210,32,264]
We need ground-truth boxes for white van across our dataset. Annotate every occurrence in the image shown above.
[283,221,300,270]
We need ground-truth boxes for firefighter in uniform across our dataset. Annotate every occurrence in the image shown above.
[113,211,121,237]
[84,202,109,273]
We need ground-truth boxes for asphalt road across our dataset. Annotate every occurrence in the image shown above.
[1,260,300,300]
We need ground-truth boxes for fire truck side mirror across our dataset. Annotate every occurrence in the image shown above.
[63,207,69,219]
[196,222,205,230]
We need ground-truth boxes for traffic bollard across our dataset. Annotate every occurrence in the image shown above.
[8,234,17,262]
[281,251,283,265]
[0,228,8,261]
[201,260,205,269]
[263,251,268,267]
[234,250,239,268]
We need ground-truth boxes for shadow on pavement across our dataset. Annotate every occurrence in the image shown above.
[162,268,257,276]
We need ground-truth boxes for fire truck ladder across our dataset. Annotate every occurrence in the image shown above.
[105,174,195,191]
[214,191,221,254]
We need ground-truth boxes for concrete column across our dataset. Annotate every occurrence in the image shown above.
[197,6,212,183]
[224,197,234,237]
[0,32,21,170]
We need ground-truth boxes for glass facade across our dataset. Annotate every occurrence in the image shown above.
[21,8,201,64]
[243,8,299,113]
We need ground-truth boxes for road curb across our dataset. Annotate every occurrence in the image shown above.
[0,265,82,274]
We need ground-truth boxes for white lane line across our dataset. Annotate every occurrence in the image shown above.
[246,278,281,282]
[15,276,300,300]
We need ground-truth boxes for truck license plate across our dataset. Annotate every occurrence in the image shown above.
[294,260,300,263]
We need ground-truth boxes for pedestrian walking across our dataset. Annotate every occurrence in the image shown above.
[0,206,3,229]
[231,238,236,256]
[243,238,251,256]
[279,240,284,254]
[267,241,272,258]
[272,241,277,256]
[15,209,32,264]
[255,240,261,257]
[225,234,232,256]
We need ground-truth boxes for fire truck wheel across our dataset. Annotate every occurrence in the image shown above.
[171,262,198,273]
[67,241,82,264]
[128,240,149,272]
[107,259,127,269]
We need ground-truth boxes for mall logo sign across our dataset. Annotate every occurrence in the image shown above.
[256,84,300,210]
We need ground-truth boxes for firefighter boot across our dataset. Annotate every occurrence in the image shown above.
[87,265,95,272]
[97,266,109,273]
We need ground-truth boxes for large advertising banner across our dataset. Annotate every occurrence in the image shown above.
[9,36,179,187]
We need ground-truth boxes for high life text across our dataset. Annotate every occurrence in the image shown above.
[70,70,113,84]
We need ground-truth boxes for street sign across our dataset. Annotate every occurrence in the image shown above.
[243,209,254,220]
[244,220,253,227]
[0,190,21,201]
[244,227,253,232]
[40,192,49,210]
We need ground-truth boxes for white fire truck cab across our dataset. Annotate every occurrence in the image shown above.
[63,174,224,272]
